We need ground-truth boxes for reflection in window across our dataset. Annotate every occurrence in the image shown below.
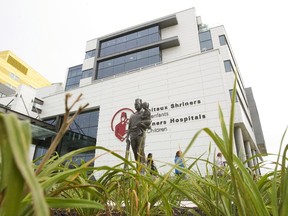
[85,49,96,59]
[65,65,83,91]
[224,60,233,72]
[99,26,160,57]
[82,69,93,78]
[69,110,99,138]
[97,47,161,79]
[219,35,227,46]
[199,30,213,51]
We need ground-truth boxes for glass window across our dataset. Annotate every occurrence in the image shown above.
[99,26,160,57]
[229,89,239,102]
[114,64,125,74]
[9,73,20,81]
[199,30,213,52]
[82,69,93,78]
[85,49,96,59]
[219,35,227,46]
[126,40,137,49]
[224,60,233,72]
[149,26,159,34]
[137,58,149,68]
[99,49,106,57]
[96,47,161,79]
[149,33,160,43]
[125,53,137,62]
[65,65,83,91]
[114,56,125,65]
[149,47,159,56]
[103,67,114,77]
[125,61,137,71]
[126,32,138,41]
[88,126,97,138]
[199,31,211,42]
[97,69,104,79]
[138,29,149,37]
[105,46,115,56]
[68,110,99,138]
[101,41,108,48]
[98,62,104,69]
[104,60,114,68]
[137,36,149,46]
[149,55,161,65]
[200,40,213,51]
[116,36,126,43]
[115,43,125,53]
[34,146,49,160]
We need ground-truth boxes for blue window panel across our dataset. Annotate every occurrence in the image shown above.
[224,60,233,72]
[200,40,213,51]
[149,55,161,65]
[125,53,137,62]
[85,49,96,59]
[219,35,227,46]
[115,43,125,53]
[97,47,161,79]
[114,56,125,65]
[126,40,137,49]
[149,47,160,55]
[138,29,149,37]
[137,58,150,68]
[126,32,137,41]
[125,61,137,71]
[99,26,160,57]
[199,31,212,42]
[114,64,125,74]
[88,126,97,138]
[82,69,93,78]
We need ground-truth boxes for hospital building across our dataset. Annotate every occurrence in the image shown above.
[0,8,266,174]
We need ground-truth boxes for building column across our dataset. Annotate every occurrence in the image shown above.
[252,150,260,175]
[234,127,247,166]
[244,141,254,169]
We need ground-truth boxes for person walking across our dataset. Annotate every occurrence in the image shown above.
[174,150,185,176]
[216,152,225,176]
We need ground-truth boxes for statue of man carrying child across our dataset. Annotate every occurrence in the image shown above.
[126,98,152,170]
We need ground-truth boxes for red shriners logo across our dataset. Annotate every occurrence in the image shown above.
[111,108,134,142]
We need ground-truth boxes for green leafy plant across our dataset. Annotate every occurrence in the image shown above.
[1,81,287,216]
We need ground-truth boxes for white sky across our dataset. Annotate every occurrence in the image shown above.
[1,0,287,161]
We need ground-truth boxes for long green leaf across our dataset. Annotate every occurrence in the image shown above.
[0,114,49,216]
[46,197,104,209]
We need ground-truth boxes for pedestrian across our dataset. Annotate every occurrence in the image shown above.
[216,152,225,176]
[147,153,158,175]
[174,150,185,176]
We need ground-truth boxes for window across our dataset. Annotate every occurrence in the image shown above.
[99,26,160,57]
[82,69,93,78]
[69,110,99,138]
[85,49,96,59]
[229,89,239,102]
[65,65,83,91]
[199,30,213,51]
[97,47,161,79]
[9,72,20,81]
[39,111,99,165]
[219,35,227,46]
[224,60,233,72]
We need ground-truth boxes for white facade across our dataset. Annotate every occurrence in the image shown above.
[0,8,266,175]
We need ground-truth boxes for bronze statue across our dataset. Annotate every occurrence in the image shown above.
[126,98,152,171]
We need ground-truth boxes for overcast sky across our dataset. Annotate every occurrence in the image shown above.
[1,0,287,161]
